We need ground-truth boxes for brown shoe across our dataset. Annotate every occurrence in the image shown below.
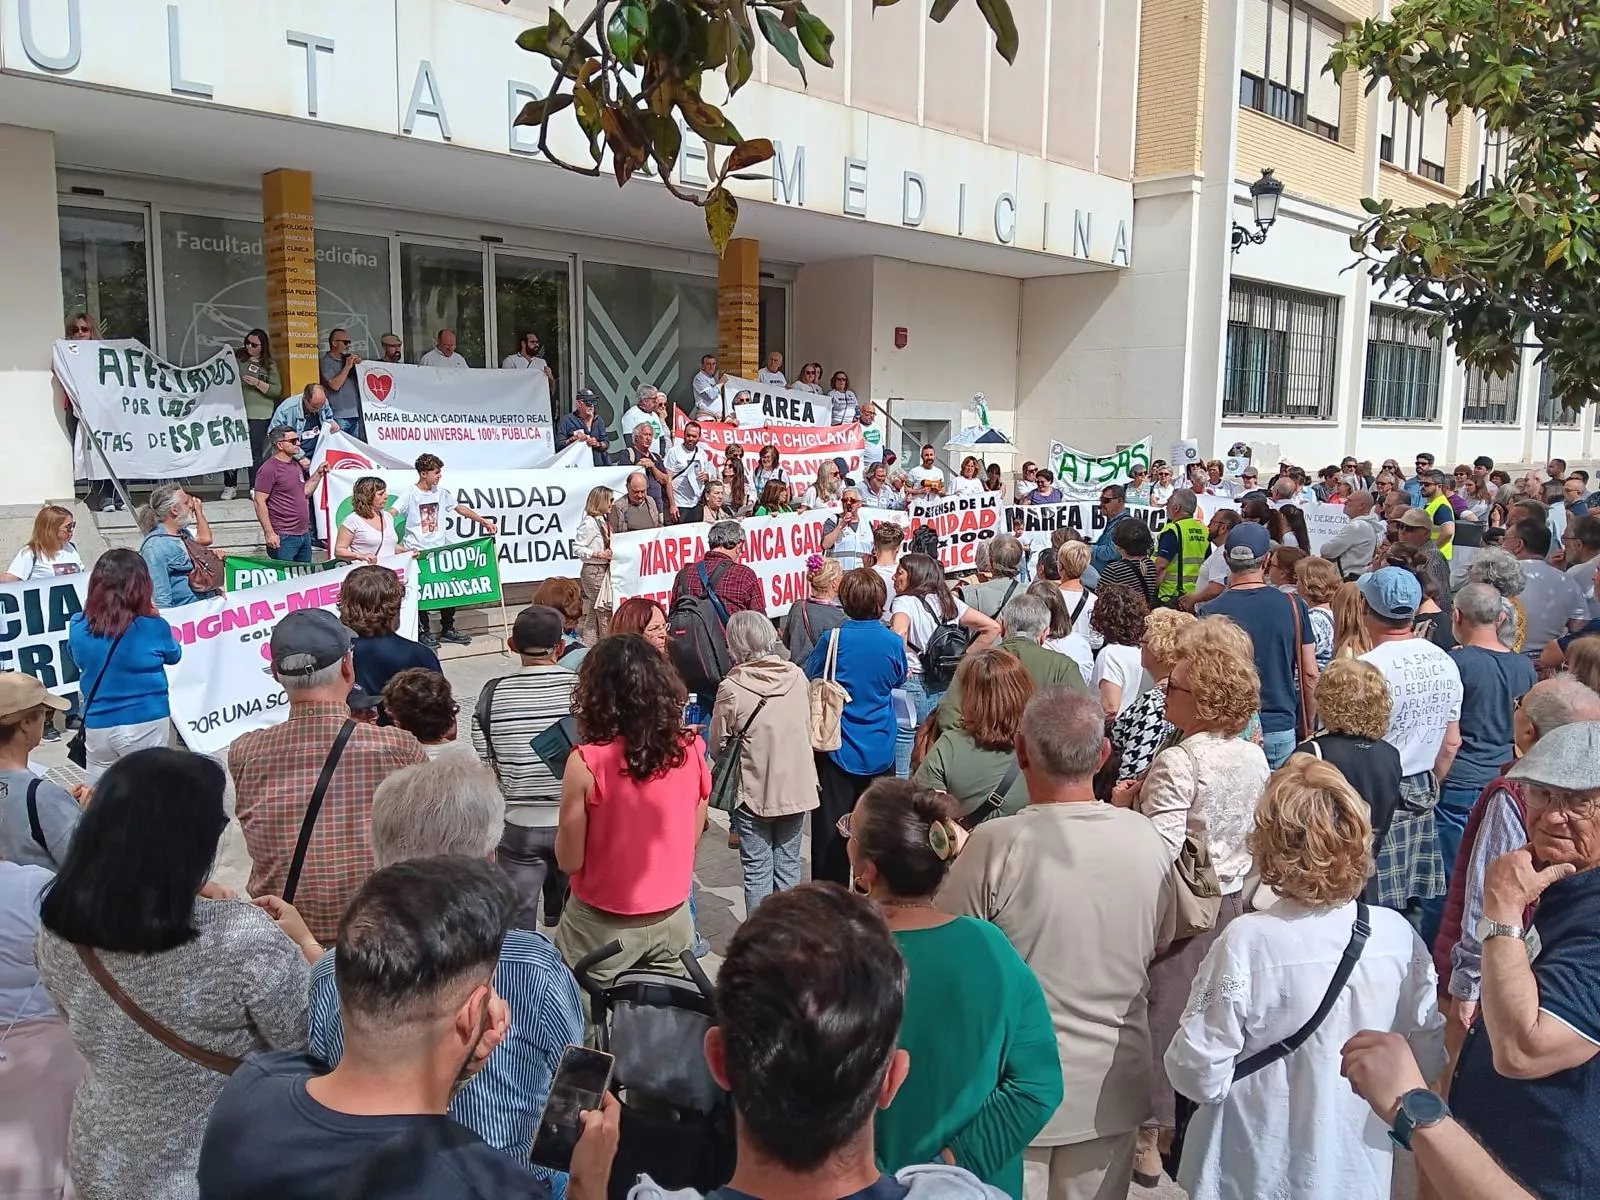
[1132,1127,1165,1189]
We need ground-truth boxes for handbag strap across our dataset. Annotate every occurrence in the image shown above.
[824,627,841,682]
[75,944,242,1075]
[26,779,48,854]
[282,719,358,905]
[1068,591,1090,627]
[474,676,504,767]
[738,695,771,739]
[1286,590,1312,735]
[80,626,130,721]
[1232,900,1370,1081]
[960,756,1022,831]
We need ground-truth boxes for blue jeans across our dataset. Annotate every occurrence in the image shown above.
[1420,780,1482,950]
[894,676,945,777]
[1261,727,1298,771]
[269,533,313,563]
[733,808,806,915]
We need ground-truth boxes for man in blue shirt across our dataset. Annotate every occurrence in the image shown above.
[318,327,364,442]
[139,483,220,608]
[1405,451,1435,508]
[1089,485,1131,572]
[269,384,340,457]
[555,388,610,465]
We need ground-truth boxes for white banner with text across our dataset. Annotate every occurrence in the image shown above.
[356,361,553,468]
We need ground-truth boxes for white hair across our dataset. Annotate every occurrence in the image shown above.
[999,594,1050,641]
[725,610,780,665]
[278,659,347,695]
[371,757,505,869]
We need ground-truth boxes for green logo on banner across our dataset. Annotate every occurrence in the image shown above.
[415,537,502,612]
[224,555,341,593]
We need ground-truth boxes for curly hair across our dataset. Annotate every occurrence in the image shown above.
[414,453,443,473]
[1314,658,1391,740]
[533,577,583,629]
[1089,583,1148,647]
[1466,546,1527,599]
[380,668,457,743]
[351,476,387,518]
[1175,616,1259,736]
[573,634,690,781]
[1249,753,1374,907]
[955,649,1035,751]
[339,565,404,637]
[1141,607,1196,674]
[1295,556,1342,606]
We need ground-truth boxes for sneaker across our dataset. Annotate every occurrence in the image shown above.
[219,486,236,501]
[440,629,473,646]
[419,631,441,649]
[41,724,60,743]
[113,494,126,511]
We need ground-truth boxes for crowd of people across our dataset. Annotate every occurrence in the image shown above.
[13,373,1600,1200]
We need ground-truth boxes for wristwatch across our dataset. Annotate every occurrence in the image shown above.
[1389,1088,1450,1150]
[1476,917,1526,944]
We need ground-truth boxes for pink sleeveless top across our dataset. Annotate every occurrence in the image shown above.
[571,735,709,915]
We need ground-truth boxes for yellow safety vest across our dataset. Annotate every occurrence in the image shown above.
[1424,493,1455,560]
[1157,517,1211,601]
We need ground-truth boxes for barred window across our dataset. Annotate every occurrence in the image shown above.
[1239,0,1343,141]
[1462,360,1522,425]
[1537,366,1579,427]
[1479,125,1514,190]
[1224,281,1340,420]
[1363,306,1441,422]
[1379,84,1448,184]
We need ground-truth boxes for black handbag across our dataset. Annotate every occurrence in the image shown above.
[67,627,129,769]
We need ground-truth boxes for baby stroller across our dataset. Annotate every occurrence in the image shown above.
[571,941,736,1199]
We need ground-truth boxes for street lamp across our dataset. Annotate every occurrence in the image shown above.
[1231,168,1285,254]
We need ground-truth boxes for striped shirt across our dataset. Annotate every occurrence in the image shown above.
[307,928,584,1183]
[471,666,578,824]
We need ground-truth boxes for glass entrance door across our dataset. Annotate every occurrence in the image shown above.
[491,250,571,404]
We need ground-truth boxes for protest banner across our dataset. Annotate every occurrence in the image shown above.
[722,376,833,427]
[688,421,867,483]
[1296,500,1349,555]
[414,537,504,612]
[0,575,89,696]
[611,510,835,616]
[903,493,1004,573]
[56,339,251,481]
[223,555,340,592]
[1048,436,1154,497]
[164,555,419,754]
[325,464,632,585]
[356,361,553,469]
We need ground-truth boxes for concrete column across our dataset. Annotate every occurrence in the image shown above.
[0,125,74,505]
[262,168,320,394]
[718,237,761,379]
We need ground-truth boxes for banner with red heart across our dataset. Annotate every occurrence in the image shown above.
[364,370,394,403]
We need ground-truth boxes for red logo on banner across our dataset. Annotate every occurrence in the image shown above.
[365,370,394,404]
[326,447,374,471]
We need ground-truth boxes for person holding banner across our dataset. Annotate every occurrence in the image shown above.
[828,371,860,425]
[501,329,556,388]
[793,362,825,393]
[752,443,788,494]
[397,454,499,648]
[758,350,787,386]
[556,388,612,467]
[335,476,401,564]
[1154,489,1211,607]
[576,486,615,644]
[252,426,330,564]
[268,383,339,458]
[692,353,726,420]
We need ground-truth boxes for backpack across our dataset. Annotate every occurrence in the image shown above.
[918,595,973,691]
[908,525,941,560]
[668,559,735,696]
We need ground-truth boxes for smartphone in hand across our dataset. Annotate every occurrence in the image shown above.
[529,1044,616,1172]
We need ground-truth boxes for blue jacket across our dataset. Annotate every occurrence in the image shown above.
[269,394,336,438]
[1090,510,1131,571]
[1404,475,1426,508]
[68,613,181,728]
[804,619,907,776]
[140,531,203,609]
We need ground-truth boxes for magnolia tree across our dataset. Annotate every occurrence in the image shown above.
[502,0,1019,254]
[1332,0,1600,413]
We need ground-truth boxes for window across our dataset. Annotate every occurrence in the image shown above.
[1379,84,1448,183]
[60,206,151,344]
[1239,0,1343,141]
[1363,305,1441,421]
[1537,365,1579,427]
[401,242,487,367]
[1224,281,1340,419]
[1479,124,1514,190]
[492,251,571,392]
[1461,360,1521,425]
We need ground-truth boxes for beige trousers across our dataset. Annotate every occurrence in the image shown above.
[1023,1133,1138,1200]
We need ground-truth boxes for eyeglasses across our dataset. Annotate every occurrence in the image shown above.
[72,324,92,334]
[332,338,351,347]
[1525,786,1600,820]
[245,339,261,348]
[281,435,301,444]
[63,521,76,532]
[1100,494,1117,503]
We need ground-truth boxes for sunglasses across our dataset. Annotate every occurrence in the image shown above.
[281,435,301,444]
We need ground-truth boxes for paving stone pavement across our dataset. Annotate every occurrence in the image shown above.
[32,642,1413,1200]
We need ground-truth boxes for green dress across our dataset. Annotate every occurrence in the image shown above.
[877,916,1063,1196]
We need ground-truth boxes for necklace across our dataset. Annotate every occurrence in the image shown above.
[877,897,938,911]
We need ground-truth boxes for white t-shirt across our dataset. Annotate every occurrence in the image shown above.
[1566,556,1600,620]
[663,442,711,507]
[950,475,985,498]
[890,592,970,676]
[620,405,668,451]
[1058,586,1097,641]
[873,563,899,621]
[397,484,457,551]
[691,371,722,416]
[1197,547,1231,593]
[1520,559,1589,656]
[341,510,399,560]
[1045,633,1093,681]
[1091,643,1148,715]
[757,368,787,386]
[8,543,83,580]
[860,419,886,467]
[907,466,945,490]
[418,348,468,369]
[1360,638,1464,776]
[501,352,549,373]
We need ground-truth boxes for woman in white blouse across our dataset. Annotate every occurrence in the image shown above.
[575,485,615,644]
[1,505,84,581]
[335,476,399,565]
[1165,754,1445,1200]
[827,371,859,424]
[1112,615,1270,1188]
[802,460,845,510]
[949,456,986,498]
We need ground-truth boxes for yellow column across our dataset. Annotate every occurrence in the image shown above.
[718,237,760,380]
[261,169,320,395]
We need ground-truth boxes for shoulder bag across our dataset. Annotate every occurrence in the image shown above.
[182,531,225,594]
[809,629,852,751]
[67,627,129,769]
[1154,740,1223,942]
[710,692,771,813]
[958,757,1021,831]
[281,719,358,905]
[75,944,242,1075]
[1286,590,1314,740]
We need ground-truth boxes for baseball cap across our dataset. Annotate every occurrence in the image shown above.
[346,684,383,712]
[270,609,356,677]
[574,387,600,408]
[1358,566,1422,620]
[1396,508,1434,530]
[1223,522,1271,568]
[0,672,69,723]
[1507,722,1600,792]
[511,604,566,654]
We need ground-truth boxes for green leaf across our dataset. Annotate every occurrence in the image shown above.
[724,137,776,174]
[1546,238,1571,269]
[757,8,806,82]
[678,94,742,146]
[1516,193,1538,219]
[795,10,835,66]
[1360,196,1383,214]
[929,0,959,19]
[975,0,1019,63]
[515,25,549,53]
[607,3,649,63]
[650,1,690,64]
[647,114,683,177]
[706,187,739,257]
[512,93,575,127]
